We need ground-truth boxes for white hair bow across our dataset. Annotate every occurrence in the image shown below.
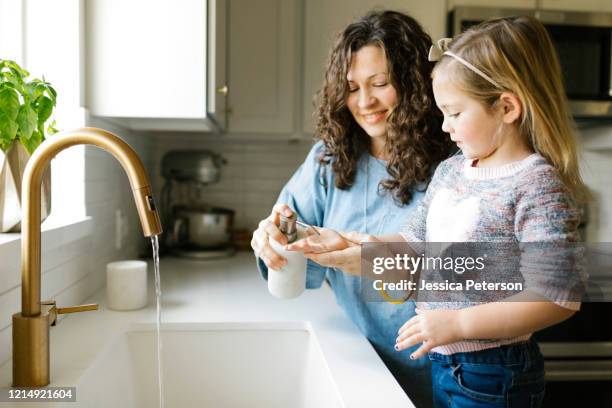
[428,37,501,88]
[428,38,452,62]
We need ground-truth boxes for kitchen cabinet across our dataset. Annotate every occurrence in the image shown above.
[226,0,299,134]
[86,0,227,132]
[302,0,446,134]
[448,0,536,9]
[448,1,612,14]
[540,0,612,12]
[86,0,298,135]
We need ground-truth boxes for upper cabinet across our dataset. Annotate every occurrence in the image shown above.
[226,0,299,134]
[86,0,227,132]
[448,0,536,9]
[302,0,446,134]
[86,0,298,135]
[448,0,612,12]
[539,0,612,12]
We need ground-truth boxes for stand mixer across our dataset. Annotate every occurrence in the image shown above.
[160,150,236,259]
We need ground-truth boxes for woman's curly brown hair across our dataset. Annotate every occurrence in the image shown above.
[314,10,451,204]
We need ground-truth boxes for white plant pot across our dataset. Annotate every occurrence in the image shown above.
[0,142,51,232]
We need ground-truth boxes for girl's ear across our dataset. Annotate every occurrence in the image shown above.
[498,92,522,124]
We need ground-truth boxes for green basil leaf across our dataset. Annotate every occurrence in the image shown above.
[6,60,29,77]
[0,111,18,143]
[35,96,53,125]
[0,139,12,152]
[16,104,38,141]
[46,120,58,136]
[0,87,20,120]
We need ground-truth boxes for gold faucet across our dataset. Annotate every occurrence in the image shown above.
[12,127,163,387]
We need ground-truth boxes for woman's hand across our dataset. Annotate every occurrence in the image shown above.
[304,246,362,276]
[287,230,379,276]
[395,308,464,359]
[251,203,294,270]
[285,227,353,253]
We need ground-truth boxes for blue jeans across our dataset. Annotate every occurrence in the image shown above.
[429,339,545,408]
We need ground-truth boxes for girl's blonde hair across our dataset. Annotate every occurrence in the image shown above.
[433,16,588,203]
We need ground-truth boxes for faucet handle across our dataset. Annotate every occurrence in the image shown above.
[56,303,99,314]
[41,300,98,326]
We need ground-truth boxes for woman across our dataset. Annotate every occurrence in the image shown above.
[251,10,451,407]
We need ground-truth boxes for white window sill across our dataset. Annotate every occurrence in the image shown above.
[0,217,94,295]
[0,216,93,247]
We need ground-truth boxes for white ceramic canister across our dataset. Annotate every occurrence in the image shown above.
[267,214,307,299]
[106,260,148,310]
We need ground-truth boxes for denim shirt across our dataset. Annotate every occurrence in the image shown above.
[256,141,432,397]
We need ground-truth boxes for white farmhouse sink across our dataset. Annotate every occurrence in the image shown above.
[75,322,344,408]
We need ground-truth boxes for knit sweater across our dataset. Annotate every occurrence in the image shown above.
[399,153,583,354]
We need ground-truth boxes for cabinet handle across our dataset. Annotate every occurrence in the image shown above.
[217,85,228,96]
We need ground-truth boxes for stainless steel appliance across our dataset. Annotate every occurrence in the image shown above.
[448,6,612,118]
[532,245,612,407]
[171,205,234,249]
[160,150,235,259]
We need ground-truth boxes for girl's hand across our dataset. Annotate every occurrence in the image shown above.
[285,227,354,253]
[251,203,294,270]
[395,308,464,359]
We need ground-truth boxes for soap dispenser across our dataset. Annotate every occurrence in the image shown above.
[268,213,307,299]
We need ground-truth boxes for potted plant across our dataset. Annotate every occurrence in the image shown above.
[0,59,57,232]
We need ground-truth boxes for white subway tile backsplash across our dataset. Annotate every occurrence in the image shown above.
[0,240,20,294]
[41,237,93,283]
[151,133,313,231]
[85,155,122,181]
[0,327,10,369]
[0,286,19,332]
[42,255,93,302]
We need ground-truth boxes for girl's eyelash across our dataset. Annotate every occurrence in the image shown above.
[449,112,460,118]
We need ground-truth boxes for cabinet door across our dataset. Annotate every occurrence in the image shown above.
[448,0,535,8]
[540,0,612,12]
[208,0,228,131]
[86,0,207,120]
[302,0,446,134]
[227,0,298,133]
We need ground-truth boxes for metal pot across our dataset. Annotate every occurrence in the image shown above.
[171,206,234,249]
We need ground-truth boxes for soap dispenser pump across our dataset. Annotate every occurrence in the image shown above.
[267,213,307,299]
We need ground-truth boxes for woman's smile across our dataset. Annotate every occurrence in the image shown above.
[361,110,388,124]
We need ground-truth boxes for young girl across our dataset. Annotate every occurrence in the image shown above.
[288,15,587,407]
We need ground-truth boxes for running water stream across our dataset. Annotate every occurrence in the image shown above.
[151,235,164,408]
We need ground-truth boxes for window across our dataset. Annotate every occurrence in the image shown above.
[1,0,86,229]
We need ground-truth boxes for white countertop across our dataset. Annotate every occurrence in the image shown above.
[0,252,414,407]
